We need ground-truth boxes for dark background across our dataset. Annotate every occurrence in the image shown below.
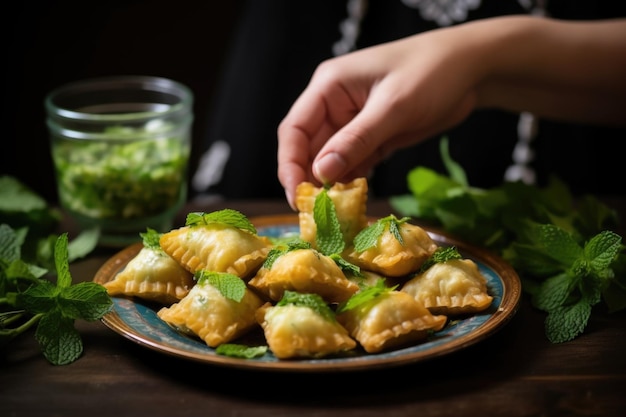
[4,0,245,203]
[4,1,626,205]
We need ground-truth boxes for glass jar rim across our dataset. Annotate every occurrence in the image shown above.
[45,75,193,122]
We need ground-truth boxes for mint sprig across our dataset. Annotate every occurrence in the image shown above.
[353,215,410,252]
[1,176,105,365]
[516,226,621,342]
[4,233,113,365]
[390,137,626,343]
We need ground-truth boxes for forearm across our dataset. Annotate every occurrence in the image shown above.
[474,16,626,126]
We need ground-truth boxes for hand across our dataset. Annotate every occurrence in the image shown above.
[277,16,626,209]
[277,23,484,208]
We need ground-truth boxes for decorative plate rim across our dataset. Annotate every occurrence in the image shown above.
[93,214,522,372]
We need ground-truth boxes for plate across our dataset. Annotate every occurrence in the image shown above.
[93,214,522,372]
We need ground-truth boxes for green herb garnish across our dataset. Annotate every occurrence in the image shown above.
[337,279,396,313]
[140,228,162,250]
[330,253,363,277]
[389,137,626,343]
[511,225,622,343]
[262,239,311,269]
[313,188,345,255]
[418,246,462,273]
[52,133,188,221]
[1,232,113,365]
[277,290,336,322]
[311,187,364,275]
[185,209,257,234]
[215,343,268,358]
[353,214,410,252]
[1,176,103,365]
[194,270,247,302]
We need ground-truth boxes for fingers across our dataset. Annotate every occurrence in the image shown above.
[278,66,362,209]
[276,126,310,211]
[278,81,410,207]
[311,80,414,185]
[277,85,329,209]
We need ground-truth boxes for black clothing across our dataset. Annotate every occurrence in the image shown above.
[194,0,626,199]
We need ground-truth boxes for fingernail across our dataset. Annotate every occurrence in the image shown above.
[314,152,347,184]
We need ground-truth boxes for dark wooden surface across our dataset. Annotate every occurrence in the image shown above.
[2,199,625,417]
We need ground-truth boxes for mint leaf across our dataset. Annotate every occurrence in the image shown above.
[185,209,257,234]
[55,233,72,289]
[585,231,622,275]
[353,220,385,253]
[418,246,462,273]
[277,290,336,322]
[17,280,57,313]
[195,270,247,302]
[58,283,114,321]
[216,343,268,358]
[0,176,61,236]
[537,224,583,268]
[440,136,468,186]
[4,258,47,282]
[67,228,100,263]
[35,309,83,365]
[330,253,362,277]
[262,240,311,269]
[313,189,345,255]
[140,228,162,250]
[532,272,573,312]
[353,215,410,252]
[544,299,592,343]
[337,279,396,313]
[33,227,100,269]
[575,195,620,237]
[0,223,22,263]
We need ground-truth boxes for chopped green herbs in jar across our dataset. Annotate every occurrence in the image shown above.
[52,129,189,221]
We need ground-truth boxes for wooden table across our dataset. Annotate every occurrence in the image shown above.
[2,199,625,417]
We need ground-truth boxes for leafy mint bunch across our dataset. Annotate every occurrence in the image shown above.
[389,137,626,343]
[508,224,623,342]
[1,230,112,365]
[1,176,105,365]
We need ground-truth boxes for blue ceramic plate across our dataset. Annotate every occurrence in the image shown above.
[94,214,522,372]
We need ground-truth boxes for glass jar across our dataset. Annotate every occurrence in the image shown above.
[45,75,193,247]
